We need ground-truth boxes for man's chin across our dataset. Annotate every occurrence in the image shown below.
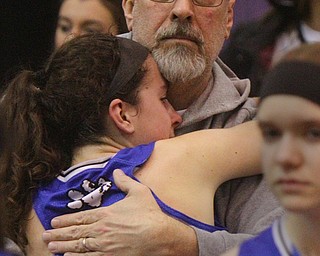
[152,44,206,83]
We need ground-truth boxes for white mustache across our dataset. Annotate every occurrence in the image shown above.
[155,22,204,46]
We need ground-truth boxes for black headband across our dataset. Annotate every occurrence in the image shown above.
[107,37,149,102]
[260,61,320,106]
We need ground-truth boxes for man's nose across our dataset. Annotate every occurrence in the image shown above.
[170,0,195,22]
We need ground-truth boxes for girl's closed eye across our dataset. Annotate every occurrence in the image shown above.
[161,97,175,110]
[161,97,168,103]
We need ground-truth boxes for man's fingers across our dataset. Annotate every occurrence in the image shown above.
[47,238,84,253]
[46,235,105,254]
[113,169,161,211]
[46,236,113,255]
[43,225,91,242]
[113,169,141,194]
[50,207,107,228]
[47,237,94,254]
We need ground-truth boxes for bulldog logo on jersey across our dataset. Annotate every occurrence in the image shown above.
[67,177,112,209]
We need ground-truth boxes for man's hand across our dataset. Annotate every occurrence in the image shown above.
[42,169,198,255]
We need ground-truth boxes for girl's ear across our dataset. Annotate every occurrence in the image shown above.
[109,99,135,134]
[122,0,134,31]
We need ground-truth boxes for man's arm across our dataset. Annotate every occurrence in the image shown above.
[215,175,284,234]
[43,169,198,255]
[200,175,284,256]
[195,192,283,256]
[194,228,251,256]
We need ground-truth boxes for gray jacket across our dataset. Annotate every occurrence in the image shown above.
[178,58,283,256]
[120,32,284,256]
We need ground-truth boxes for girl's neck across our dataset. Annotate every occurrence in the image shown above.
[285,211,320,255]
[72,137,125,165]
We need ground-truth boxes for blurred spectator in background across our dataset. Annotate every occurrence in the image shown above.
[55,0,128,49]
[220,0,320,97]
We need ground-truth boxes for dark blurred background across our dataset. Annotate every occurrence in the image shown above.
[0,1,60,87]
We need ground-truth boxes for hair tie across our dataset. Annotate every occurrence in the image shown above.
[106,37,149,103]
[33,70,48,90]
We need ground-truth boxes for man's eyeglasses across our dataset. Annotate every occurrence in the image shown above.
[150,0,223,7]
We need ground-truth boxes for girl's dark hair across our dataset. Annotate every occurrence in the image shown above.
[99,0,129,34]
[0,33,145,252]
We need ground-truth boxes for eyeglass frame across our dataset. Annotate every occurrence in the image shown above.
[149,0,223,8]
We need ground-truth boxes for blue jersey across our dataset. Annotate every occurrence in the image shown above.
[0,251,17,256]
[33,142,225,234]
[239,218,301,256]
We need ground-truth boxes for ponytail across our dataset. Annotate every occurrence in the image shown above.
[0,70,61,251]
